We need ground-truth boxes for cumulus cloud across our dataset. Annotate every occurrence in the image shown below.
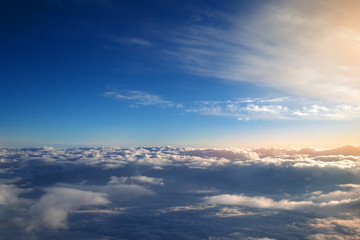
[1,145,360,170]
[0,183,32,207]
[0,145,359,239]
[27,187,109,232]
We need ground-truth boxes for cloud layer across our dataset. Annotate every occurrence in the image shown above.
[0,145,359,239]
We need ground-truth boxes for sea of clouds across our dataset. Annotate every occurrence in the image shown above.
[0,145,359,239]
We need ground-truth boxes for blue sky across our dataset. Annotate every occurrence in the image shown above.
[1,0,360,147]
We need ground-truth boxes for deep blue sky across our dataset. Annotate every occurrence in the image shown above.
[1,0,359,147]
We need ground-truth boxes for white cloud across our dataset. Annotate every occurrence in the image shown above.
[214,207,271,218]
[309,184,360,205]
[159,204,215,213]
[27,187,109,232]
[113,175,164,186]
[103,90,173,108]
[73,207,128,215]
[2,145,360,170]
[205,184,360,212]
[309,217,360,240]
[163,0,360,105]
[0,184,32,207]
[1,145,359,239]
[104,88,360,120]
[59,181,156,202]
[188,98,360,120]
[205,194,313,210]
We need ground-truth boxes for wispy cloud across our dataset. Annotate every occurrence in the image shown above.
[123,38,153,47]
[104,91,360,120]
[104,90,173,108]
[108,37,153,47]
[189,97,360,120]
[162,0,360,104]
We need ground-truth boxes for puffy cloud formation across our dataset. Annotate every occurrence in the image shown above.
[27,187,109,231]
[1,145,359,169]
[0,145,359,239]
[0,183,31,206]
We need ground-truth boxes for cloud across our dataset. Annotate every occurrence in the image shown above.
[309,217,360,240]
[121,38,153,47]
[1,145,360,170]
[205,194,313,210]
[214,207,271,218]
[188,98,360,120]
[205,184,360,212]
[0,183,32,207]
[0,145,360,239]
[26,187,109,232]
[99,183,155,201]
[163,0,360,104]
[159,204,215,214]
[104,90,360,120]
[103,90,173,108]
[110,175,164,186]
[308,184,360,207]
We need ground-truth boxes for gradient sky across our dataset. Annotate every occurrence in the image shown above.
[1,0,360,148]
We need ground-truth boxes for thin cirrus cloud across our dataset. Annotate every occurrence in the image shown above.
[104,90,174,108]
[162,0,360,104]
[104,90,360,120]
[109,37,153,47]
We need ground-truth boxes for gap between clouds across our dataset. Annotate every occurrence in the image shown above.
[104,90,360,120]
